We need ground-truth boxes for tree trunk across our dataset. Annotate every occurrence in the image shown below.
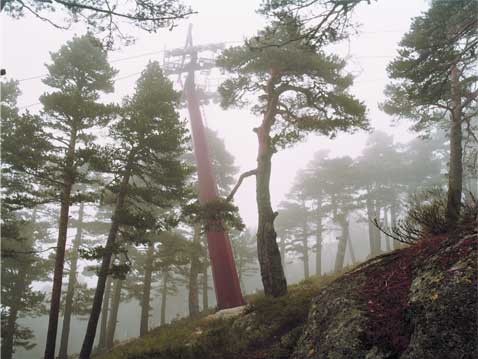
[447,63,463,229]
[315,201,323,276]
[366,192,380,257]
[105,277,122,350]
[79,157,133,359]
[374,201,382,253]
[202,263,209,311]
[188,223,201,318]
[383,206,391,252]
[302,224,309,280]
[45,128,77,359]
[334,217,348,272]
[346,229,357,265]
[98,275,112,350]
[140,243,154,336]
[255,74,287,297]
[58,202,84,359]
[160,269,169,326]
[391,200,401,250]
[315,231,322,277]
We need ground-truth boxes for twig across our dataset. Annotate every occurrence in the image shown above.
[2,246,58,256]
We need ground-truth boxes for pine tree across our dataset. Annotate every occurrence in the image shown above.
[79,61,190,358]
[298,150,330,276]
[218,20,367,297]
[382,0,478,229]
[259,0,368,47]
[34,35,117,359]
[1,210,50,359]
[277,199,311,280]
[230,229,258,293]
[355,132,406,255]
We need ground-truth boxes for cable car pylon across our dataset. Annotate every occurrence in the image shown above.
[164,24,245,309]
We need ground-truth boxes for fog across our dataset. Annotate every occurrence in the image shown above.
[2,0,468,358]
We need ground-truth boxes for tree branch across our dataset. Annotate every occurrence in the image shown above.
[52,0,194,22]
[226,169,257,202]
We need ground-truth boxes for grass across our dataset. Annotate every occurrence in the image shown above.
[95,272,342,359]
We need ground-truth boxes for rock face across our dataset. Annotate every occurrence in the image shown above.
[293,228,477,359]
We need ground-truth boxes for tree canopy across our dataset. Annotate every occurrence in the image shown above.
[1,0,193,47]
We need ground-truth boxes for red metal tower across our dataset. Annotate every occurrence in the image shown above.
[164,25,245,309]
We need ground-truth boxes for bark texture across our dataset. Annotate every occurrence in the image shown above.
[255,70,287,297]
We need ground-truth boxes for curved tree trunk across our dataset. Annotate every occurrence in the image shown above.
[255,73,287,297]
[447,63,463,229]
[140,243,154,336]
[59,202,84,359]
[45,128,77,359]
[256,148,287,296]
[188,223,201,318]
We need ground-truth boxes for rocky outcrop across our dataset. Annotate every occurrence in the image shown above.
[293,228,478,359]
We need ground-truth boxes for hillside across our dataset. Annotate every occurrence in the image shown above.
[96,224,477,359]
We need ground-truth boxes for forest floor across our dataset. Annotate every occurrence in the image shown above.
[94,270,343,359]
[95,224,477,359]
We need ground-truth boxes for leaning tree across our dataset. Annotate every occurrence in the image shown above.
[217,20,367,297]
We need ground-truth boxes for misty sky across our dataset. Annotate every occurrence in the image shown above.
[1,0,429,227]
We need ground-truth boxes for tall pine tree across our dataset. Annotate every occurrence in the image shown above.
[218,20,367,296]
[79,61,190,358]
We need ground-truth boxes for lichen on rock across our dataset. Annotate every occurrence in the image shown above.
[292,227,477,359]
